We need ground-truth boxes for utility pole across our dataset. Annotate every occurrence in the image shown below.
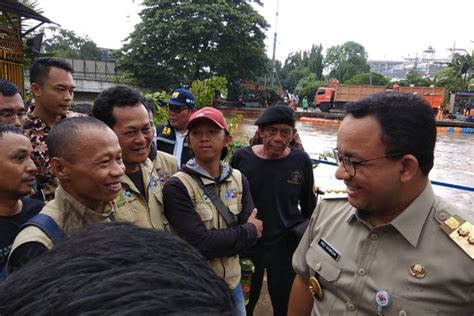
[270,0,279,88]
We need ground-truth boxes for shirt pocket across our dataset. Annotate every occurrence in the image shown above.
[114,197,140,224]
[306,240,342,283]
[305,239,342,314]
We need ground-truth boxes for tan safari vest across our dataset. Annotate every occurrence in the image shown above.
[9,185,114,254]
[173,169,243,289]
[114,155,176,230]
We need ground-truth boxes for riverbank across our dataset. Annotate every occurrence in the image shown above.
[218,106,474,128]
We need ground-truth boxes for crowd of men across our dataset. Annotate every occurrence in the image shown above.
[0,57,472,315]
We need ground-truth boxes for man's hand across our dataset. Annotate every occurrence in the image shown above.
[247,209,263,238]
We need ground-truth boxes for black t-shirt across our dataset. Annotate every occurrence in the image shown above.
[127,168,146,198]
[230,146,316,245]
[0,198,44,272]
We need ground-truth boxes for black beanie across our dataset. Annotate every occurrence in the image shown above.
[255,104,296,127]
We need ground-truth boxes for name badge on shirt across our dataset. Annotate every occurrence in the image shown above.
[318,238,340,261]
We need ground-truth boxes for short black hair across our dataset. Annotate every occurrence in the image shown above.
[92,86,144,128]
[0,222,233,315]
[0,123,22,138]
[0,79,20,97]
[142,96,157,115]
[47,116,110,162]
[345,92,436,175]
[29,57,74,85]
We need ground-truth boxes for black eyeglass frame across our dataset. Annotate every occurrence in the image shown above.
[333,148,405,176]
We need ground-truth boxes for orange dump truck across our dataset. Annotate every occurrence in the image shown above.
[315,82,446,112]
[397,86,446,110]
[315,83,386,112]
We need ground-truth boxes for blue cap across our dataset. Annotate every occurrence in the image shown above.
[166,89,196,108]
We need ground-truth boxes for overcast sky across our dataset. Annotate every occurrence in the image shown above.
[36,0,473,62]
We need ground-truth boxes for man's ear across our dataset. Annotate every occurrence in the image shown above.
[257,126,264,138]
[399,154,419,183]
[225,134,233,146]
[30,82,41,97]
[50,157,70,180]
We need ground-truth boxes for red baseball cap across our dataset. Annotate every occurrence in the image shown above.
[186,107,228,131]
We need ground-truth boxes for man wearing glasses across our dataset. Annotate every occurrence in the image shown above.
[0,80,25,128]
[289,92,474,315]
[156,89,195,169]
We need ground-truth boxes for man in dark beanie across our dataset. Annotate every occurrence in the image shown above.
[230,104,316,316]
[248,102,304,150]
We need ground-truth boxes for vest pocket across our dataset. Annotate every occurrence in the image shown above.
[195,202,214,221]
[227,202,241,215]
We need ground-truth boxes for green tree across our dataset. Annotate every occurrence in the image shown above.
[280,44,324,93]
[190,76,228,108]
[324,41,370,82]
[120,0,268,93]
[448,52,474,91]
[294,73,325,102]
[345,72,389,86]
[433,67,461,92]
[400,70,432,86]
[40,26,102,60]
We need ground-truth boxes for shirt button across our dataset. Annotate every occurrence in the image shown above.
[358,268,366,276]
[346,302,355,311]
[315,263,321,271]
[399,310,407,316]
[370,233,378,240]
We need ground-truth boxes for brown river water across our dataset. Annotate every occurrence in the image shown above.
[233,118,473,217]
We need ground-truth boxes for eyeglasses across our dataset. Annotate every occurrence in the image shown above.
[0,111,26,122]
[333,148,405,177]
[167,106,189,114]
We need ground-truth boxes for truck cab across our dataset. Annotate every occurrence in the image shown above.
[315,87,335,112]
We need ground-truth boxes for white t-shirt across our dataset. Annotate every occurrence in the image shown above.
[173,129,187,168]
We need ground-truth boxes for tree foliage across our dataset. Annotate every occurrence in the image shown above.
[119,0,269,92]
[324,41,370,82]
[345,72,389,86]
[400,70,433,87]
[190,76,228,108]
[295,73,325,102]
[448,52,474,91]
[279,44,324,94]
[40,26,103,60]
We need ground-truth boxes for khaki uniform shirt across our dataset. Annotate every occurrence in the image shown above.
[113,155,176,230]
[293,183,474,315]
[173,170,243,289]
[10,185,113,253]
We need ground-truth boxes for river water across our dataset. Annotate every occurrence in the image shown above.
[233,118,473,216]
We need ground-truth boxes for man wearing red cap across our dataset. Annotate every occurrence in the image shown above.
[163,107,263,316]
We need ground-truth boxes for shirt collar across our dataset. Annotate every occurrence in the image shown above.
[390,182,435,247]
[55,185,114,219]
[346,182,435,247]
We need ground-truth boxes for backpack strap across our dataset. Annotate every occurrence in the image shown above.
[196,178,238,228]
[20,214,63,244]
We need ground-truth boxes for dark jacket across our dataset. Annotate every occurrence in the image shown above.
[155,121,193,168]
[162,159,257,260]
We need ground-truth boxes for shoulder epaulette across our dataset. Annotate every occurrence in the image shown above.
[321,189,348,200]
[440,214,474,259]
